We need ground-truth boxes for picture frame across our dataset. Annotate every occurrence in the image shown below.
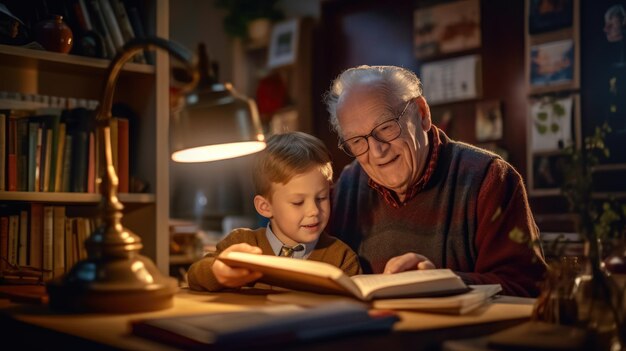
[420,54,482,105]
[524,0,579,95]
[413,0,481,59]
[475,100,503,142]
[527,0,574,34]
[528,37,578,94]
[526,94,581,196]
[267,18,299,69]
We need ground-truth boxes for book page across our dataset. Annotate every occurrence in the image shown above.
[350,269,467,300]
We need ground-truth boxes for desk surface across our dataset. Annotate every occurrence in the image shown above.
[0,287,534,350]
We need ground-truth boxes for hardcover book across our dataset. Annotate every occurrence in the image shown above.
[131,301,399,350]
[218,252,470,300]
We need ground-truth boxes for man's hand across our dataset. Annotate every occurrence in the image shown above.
[383,252,435,274]
[212,243,263,287]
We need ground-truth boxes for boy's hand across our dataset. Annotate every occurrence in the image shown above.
[383,252,435,274]
[213,243,263,288]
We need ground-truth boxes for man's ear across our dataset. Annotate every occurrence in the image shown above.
[254,195,273,219]
[415,96,432,131]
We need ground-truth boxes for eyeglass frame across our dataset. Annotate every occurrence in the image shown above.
[338,100,412,157]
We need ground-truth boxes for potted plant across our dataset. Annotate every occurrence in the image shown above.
[214,0,284,40]
[540,123,625,348]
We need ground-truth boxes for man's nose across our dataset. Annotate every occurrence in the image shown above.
[367,135,389,157]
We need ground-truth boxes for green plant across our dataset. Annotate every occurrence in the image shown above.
[214,0,284,38]
[561,123,626,245]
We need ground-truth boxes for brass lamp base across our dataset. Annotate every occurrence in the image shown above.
[47,255,178,313]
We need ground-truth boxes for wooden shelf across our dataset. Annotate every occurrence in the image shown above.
[0,44,155,76]
[0,191,155,204]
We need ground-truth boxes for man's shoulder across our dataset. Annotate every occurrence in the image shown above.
[448,140,502,162]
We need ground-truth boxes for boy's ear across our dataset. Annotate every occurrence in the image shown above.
[254,195,273,219]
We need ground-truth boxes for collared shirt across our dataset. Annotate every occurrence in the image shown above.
[264,224,317,259]
[368,127,442,208]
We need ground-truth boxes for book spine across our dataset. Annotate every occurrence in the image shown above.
[61,134,73,192]
[7,118,17,191]
[29,203,43,269]
[18,210,28,267]
[43,129,53,192]
[65,217,74,270]
[27,122,37,192]
[53,206,66,277]
[34,126,43,192]
[87,131,95,193]
[76,0,94,31]
[87,0,116,58]
[53,123,66,192]
[43,206,54,280]
[8,215,18,266]
[16,119,28,191]
[0,216,8,272]
[99,0,124,50]
[0,113,5,191]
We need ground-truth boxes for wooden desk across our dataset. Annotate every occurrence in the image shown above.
[0,288,534,350]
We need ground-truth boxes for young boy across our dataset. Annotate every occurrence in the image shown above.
[187,132,361,292]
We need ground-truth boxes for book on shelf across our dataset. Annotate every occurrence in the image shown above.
[131,301,399,350]
[0,113,5,191]
[218,252,470,301]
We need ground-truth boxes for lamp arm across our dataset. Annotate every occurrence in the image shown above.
[92,37,199,256]
[99,37,199,121]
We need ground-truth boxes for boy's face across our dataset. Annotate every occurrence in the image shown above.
[255,167,331,246]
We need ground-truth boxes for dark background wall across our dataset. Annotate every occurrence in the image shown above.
[312,0,528,181]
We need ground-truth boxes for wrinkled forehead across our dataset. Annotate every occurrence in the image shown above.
[336,85,402,138]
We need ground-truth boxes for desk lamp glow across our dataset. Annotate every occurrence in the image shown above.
[47,37,266,313]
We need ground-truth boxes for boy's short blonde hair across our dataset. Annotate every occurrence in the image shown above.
[253,132,333,198]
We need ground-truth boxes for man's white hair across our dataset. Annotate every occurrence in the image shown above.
[323,65,423,136]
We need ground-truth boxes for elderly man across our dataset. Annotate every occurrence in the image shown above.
[324,65,546,297]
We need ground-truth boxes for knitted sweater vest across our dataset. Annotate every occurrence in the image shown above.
[329,134,497,274]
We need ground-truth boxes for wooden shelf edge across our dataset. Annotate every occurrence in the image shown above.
[0,44,155,74]
[0,191,155,204]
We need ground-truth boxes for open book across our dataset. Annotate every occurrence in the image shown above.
[218,251,470,301]
[267,284,502,315]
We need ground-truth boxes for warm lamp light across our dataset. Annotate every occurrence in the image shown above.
[170,75,267,163]
[47,37,265,313]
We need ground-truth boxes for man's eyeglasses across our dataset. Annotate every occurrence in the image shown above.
[338,101,412,157]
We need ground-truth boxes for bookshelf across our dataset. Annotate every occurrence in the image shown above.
[0,0,171,279]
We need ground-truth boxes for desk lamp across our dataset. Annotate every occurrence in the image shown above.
[47,37,266,313]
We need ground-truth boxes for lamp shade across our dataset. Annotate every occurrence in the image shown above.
[171,83,266,163]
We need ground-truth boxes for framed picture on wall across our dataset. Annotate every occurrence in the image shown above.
[528,37,579,94]
[268,19,299,69]
[475,100,503,142]
[527,94,581,195]
[413,0,481,59]
[420,55,482,105]
[527,0,574,34]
